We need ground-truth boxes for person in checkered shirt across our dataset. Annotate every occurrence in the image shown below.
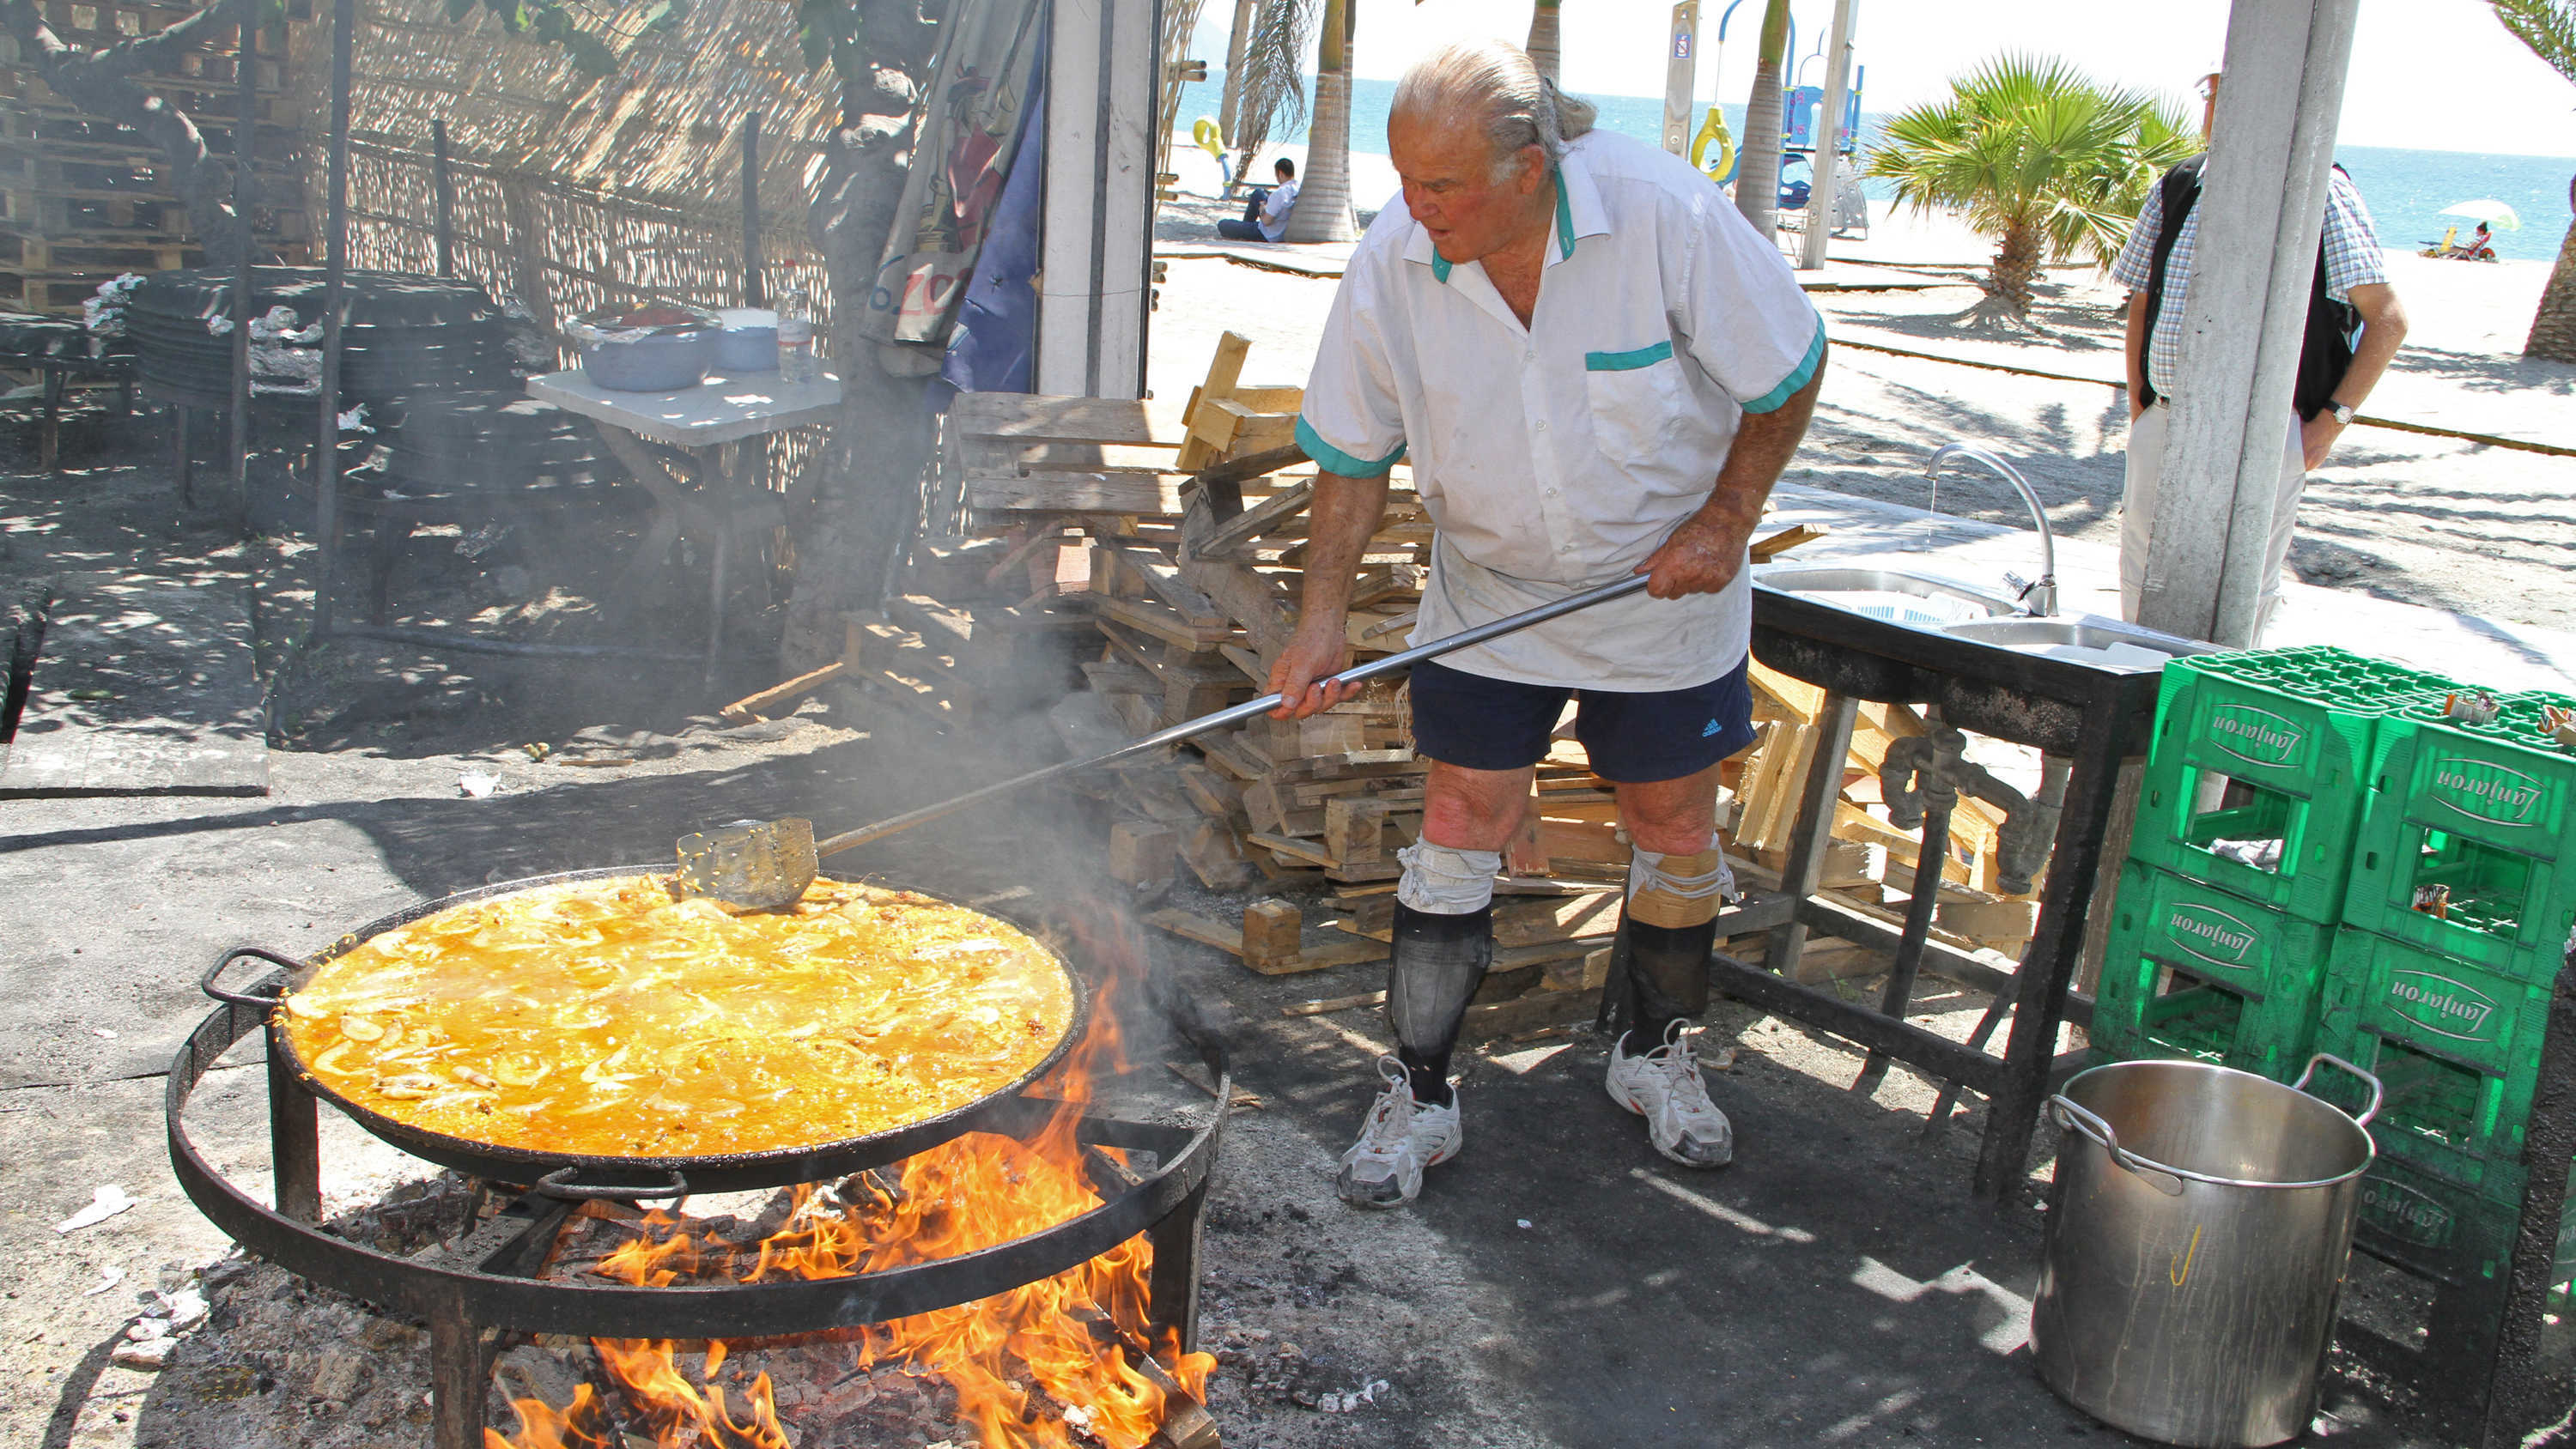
[2109,155,2409,640]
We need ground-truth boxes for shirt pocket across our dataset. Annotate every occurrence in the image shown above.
[1584,340,1685,470]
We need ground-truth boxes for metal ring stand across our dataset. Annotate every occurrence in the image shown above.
[167,967,1227,1449]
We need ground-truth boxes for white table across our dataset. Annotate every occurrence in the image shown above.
[526,367,842,682]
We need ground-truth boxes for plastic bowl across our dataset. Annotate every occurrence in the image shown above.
[580,330,714,391]
[714,308,780,373]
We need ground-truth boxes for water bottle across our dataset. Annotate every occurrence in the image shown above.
[776,288,817,385]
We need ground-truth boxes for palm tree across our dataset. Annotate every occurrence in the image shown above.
[1283,0,1357,242]
[1526,0,1562,84]
[1216,0,1256,190]
[1865,54,2196,330]
[1226,0,1313,195]
[1733,0,1792,238]
[2487,0,2576,361]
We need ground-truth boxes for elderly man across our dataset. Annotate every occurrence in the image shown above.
[1272,39,1826,1209]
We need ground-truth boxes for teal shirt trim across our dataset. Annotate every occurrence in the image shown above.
[1431,252,1452,284]
[1296,415,1406,476]
[1583,340,1674,372]
[1741,317,1827,414]
[1553,166,1575,259]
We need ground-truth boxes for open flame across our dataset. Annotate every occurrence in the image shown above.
[487,906,1213,1449]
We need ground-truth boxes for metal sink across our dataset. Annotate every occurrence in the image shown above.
[1753,565,2019,628]
[1936,615,2215,671]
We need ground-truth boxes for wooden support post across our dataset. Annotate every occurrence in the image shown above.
[430,118,456,277]
[1242,898,1302,971]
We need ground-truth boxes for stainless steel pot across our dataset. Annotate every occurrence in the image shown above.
[2030,1054,2382,1448]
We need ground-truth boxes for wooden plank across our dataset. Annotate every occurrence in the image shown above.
[950,391,1182,446]
[1196,478,1312,558]
[1748,522,1830,561]
[1102,540,1226,627]
[720,660,848,724]
[1089,592,1237,648]
[1143,906,1241,954]
[1248,830,1337,867]
[1194,728,1275,783]
[1176,817,1253,890]
[1175,332,1253,472]
[968,470,1184,517]
[1178,763,1244,820]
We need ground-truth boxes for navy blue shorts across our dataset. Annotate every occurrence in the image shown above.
[1408,656,1759,784]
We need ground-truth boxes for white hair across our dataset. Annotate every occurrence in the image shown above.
[1389,39,1597,183]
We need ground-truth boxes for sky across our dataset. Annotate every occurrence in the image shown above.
[1193,0,2576,159]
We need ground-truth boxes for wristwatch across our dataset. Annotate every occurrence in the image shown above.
[2330,402,2356,426]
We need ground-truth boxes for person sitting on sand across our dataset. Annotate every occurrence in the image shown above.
[2470,221,2496,260]
[1218,158,1298,242]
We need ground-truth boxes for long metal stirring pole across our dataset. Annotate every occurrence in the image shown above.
[811,573,1656,858]
[311,0,355,638]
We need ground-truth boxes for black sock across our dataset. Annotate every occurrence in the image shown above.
[1398,1046,1454,1106]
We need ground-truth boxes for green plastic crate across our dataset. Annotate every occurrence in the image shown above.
[2354,1149,2525,1288]
[2129,648,2463,924]
[2315,930,2553,1196]
[2343,691,2576,983]
[2090,864,2336,1078]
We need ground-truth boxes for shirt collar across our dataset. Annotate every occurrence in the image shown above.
[1406,144,1612,285]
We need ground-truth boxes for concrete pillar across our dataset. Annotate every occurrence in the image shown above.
[1039,0,1158,398]
[2135,0,2360,646]
[1796,0,1857,271]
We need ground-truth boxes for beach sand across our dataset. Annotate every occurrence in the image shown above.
[1150,171,2576,638]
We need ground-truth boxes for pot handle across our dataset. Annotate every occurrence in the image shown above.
[2293,1052,2385,1128]
[535,1167,690,1204]
[2048,1094,2186,1197]
[202,946,306,1008]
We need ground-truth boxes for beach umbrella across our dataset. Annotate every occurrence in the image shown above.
[2439,199,2522,231]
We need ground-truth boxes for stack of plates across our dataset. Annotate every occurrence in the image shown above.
[125,270,534,408]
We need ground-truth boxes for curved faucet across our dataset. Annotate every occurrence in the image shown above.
[1923,443,2058,617]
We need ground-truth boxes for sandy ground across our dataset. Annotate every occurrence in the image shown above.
[1149,192,2576,639]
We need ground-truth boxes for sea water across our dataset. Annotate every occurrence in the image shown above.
[1182,75,2574,262]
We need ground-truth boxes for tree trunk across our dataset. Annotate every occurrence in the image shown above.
[2527,172,2576,363]
[1282,0,1357,243]
[1967,221,2044,329]
[1525,0,1561,84]
[1218,0,1255,185]
[0,0,250,271]
[1732,0,1791,239]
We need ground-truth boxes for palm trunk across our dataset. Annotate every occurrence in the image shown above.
[1732,0,1791,238]
[1981,222,2043,324]
[2527,173,2576,363]
[1282,0,1356,243]
[1216,0,1255,188]
[1526,0,1562,84]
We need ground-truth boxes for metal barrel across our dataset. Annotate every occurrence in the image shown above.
[2030,1054,2383,1448]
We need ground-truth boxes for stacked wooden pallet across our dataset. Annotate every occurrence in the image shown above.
[1725,662,2044,970]
[0,0,311,312]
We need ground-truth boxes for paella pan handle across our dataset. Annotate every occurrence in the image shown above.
[2292,1052,2385,1128]
[2047,1094,2186,1197]
[202,946,306,1008]
[534,1167,690,1204]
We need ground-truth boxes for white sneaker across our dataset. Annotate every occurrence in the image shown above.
[1334,1056,1461,1208]
[1607,1021,1735,1168]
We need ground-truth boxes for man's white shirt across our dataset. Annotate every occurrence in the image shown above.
[1259,179,1300,243]
[1297,128,1824,690]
